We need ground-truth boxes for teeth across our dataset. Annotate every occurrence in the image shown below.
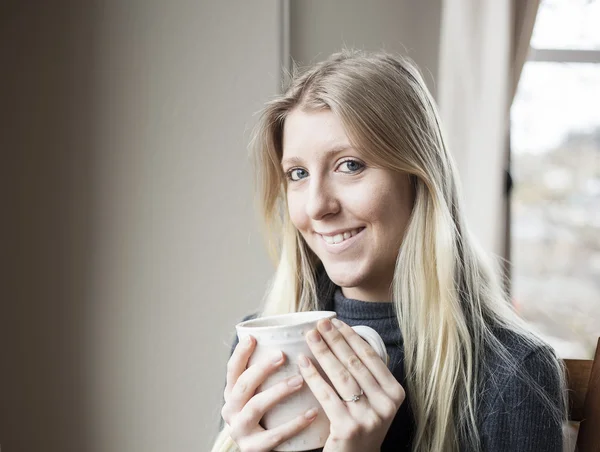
[321,228,362,245]
[323,235,334,244]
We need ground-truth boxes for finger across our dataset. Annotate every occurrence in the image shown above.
[331,319,405,405]
[228,350,286,412]
[242,406,319,451]
[297,353,353,425]
[224,335,256,401]
[315,319,388,405]
[233,374,305,433]
[305,327,362,402]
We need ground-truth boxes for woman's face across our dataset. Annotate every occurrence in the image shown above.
[282,109,414,302]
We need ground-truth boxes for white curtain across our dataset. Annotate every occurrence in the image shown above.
[437,0,540,260]
[438,0,512,258]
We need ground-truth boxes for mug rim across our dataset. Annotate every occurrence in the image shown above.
[236,310,336,331]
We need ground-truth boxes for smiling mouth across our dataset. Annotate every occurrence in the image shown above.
[318,227,365,245]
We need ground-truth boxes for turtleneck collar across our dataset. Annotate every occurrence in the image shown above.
[315,265,396,319]
[332,287,396,320]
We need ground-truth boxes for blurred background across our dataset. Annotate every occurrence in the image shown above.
[510,0,600,360]
[1,1,598,451]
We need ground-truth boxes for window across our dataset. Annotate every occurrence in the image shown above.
[510,0,600,359]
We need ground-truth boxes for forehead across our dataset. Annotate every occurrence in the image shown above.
[282,109,351,161]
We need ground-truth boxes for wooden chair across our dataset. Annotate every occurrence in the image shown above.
[563,337,600,452]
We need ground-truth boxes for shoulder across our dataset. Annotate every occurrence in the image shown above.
[476,329,564,451]
[481,328,560,388]
[241,313,259,322]
[478,327,564,428]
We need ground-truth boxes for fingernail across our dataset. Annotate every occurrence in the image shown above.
[287,375,303,387]
[244,336,253,346]
[272,351,283,364]
[298,355,310,368]
[331,318,342,328]
[308,330,321,343]
[321,319,333,331]
[304,407,318,419]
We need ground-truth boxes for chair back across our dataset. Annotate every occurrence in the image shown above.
[564,337,600,452]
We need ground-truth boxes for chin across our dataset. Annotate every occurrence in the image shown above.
[321,262,367,288]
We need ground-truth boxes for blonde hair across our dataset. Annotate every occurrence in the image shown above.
[212,49,566,452]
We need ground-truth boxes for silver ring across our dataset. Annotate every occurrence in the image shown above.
[341,388,364,403]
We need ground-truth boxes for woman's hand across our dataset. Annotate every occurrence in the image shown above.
[220,335,319,452]
[297,318,405,452]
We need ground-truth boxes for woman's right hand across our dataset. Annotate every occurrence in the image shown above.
[220,335,319,452]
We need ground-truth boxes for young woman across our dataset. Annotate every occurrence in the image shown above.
[212,50,566,452]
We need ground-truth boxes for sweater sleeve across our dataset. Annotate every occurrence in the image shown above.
[479,346,564,452]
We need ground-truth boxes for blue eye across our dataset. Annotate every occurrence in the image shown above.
[287,168,309,181]
[337,159,364,174]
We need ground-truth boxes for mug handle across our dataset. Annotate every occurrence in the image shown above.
[351,325,389,367]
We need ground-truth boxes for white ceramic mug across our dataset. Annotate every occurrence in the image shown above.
[235,311,388,451]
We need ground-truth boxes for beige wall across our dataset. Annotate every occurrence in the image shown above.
[290,0,442,98]
[2,1,278,451]
[2,3,97,450]
[88,2,282,451]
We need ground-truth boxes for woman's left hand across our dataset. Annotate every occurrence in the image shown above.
[297,318,405,452]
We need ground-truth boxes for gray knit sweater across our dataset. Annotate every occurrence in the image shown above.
[222,287,564,451]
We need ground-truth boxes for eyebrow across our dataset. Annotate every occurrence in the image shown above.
[281,145,355,168]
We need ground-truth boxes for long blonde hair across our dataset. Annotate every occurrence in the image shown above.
[212,49,566,452]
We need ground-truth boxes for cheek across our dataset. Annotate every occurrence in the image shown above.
[286,192,307,230]
[354,181,412,239]
[348,183,393,223]
[382,191,413,243]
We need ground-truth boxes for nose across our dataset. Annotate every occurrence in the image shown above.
[305,177,340,220]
